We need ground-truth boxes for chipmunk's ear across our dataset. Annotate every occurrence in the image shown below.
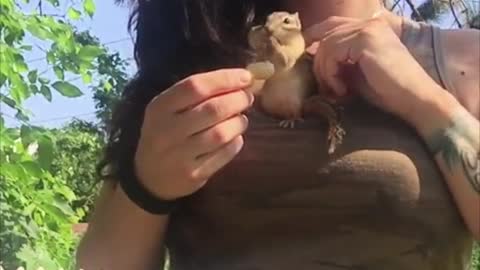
[293,12,301,27]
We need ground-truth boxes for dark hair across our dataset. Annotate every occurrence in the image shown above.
[99,1,284,181]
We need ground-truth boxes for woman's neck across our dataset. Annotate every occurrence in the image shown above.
[284,0,404,38]
[284,0,384,28]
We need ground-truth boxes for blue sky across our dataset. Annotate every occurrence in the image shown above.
[3,0,135,128]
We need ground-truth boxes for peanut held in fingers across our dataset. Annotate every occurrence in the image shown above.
[246,61,275,81]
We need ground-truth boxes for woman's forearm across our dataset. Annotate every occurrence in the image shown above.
[76,181,169,270]
[408,88,480,240]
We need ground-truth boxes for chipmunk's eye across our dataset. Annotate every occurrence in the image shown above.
[283,17,291,24]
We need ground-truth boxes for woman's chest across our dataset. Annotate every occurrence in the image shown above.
[196,103,450,212]
[168,103,472,269]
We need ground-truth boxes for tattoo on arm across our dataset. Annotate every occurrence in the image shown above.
[427,109,480,193]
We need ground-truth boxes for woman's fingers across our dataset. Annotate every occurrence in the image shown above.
[324,57,348,96]
[305,16,369,97]
[187,114,249,157]
[314,27,359,96]
[161,69,253,113]
[167,117,247,189]
[178,89,253,136]
[193,135,245,181]
[303,16,361,46]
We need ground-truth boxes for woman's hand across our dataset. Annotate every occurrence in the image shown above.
[134,69,254,200]
[303,15,442,124]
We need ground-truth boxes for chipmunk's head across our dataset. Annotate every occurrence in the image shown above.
[265,12,302,41]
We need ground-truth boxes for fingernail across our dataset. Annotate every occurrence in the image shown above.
[249,93,255,106]
[245,90,255,105]
[239,70,253,84]
[242,114,249,125]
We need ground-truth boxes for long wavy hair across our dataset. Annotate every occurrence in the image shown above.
[98,1,284,181]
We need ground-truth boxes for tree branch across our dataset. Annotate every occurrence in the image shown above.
[449,0,463,28]
[457,0,471,24]
[405,0,424,21]
[37,0,43,15]
[35,43,48,53]
[43,13,67,18]
[391,0,402,11]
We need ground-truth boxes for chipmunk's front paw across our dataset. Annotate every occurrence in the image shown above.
[279,119,303,129]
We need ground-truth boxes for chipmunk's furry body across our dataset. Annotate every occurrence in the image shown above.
[247,12,315,127]
[249,12,306,72]
[246,11,346,153]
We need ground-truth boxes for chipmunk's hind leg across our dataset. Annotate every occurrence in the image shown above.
[302,95,346,154]
[327,122,346,154]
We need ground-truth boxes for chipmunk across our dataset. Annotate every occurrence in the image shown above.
[246,11,346,154]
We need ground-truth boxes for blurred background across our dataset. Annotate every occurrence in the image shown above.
[0,0,478,269]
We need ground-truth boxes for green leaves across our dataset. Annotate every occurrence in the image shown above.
[17,244,59,270]
[81,71,92,84]
[20,45,33,51]
[78,45,104,62]
[84,0,96,17]
[27,70,37,83]
[67,7,82,20]
[46,51,55,64]
[52,81,83,97]
[53,195,75,216]
[45,0,60,7]
[53,66,65,80]
[40,85,52,102]
[38,135,55,170]
[21,161,43,178]
[0,0,107,268]
[103,79,113,92]
[10,79,29,104]
[26,21,52,40]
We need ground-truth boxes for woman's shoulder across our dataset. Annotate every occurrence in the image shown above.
[435,27,479,118]
[436,27,480,81]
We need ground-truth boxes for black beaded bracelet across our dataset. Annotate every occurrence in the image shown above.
[118,162,178,215]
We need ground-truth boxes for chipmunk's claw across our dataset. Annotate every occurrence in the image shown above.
[327,123,346,154]
[279,119,303,129]
[303,95,347,155]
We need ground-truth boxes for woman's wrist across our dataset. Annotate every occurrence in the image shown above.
[402,84,460,139]
[112,149,181,215]
[116,181,172,218]
[118,159,180,215]
[76,182,169,270]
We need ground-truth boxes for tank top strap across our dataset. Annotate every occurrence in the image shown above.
[400,18,456,95]
[431,25,458,96]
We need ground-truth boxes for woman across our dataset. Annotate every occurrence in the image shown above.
[77,0,479,269]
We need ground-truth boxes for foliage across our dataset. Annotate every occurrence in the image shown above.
[70,30,131,133]
[384,0,480,29]
[92,51,129,132]
[0,123,83,270]
[49,119,104,222]
[0,0,107,268]
[473,243,480,270]
[0,0,105,120]
[414,0,480,28]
